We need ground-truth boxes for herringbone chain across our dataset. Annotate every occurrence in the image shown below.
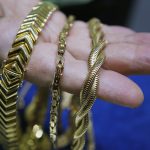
[0,2,57,150]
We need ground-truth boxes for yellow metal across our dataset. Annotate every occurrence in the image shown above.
[49,15,75,149]
[72,18,107,150]
[0,2,57,150]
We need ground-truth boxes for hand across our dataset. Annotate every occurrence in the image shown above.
[0,0,149,108]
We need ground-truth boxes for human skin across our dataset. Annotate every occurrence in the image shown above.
[0,0,150,108]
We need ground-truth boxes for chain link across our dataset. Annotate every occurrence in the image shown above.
[72,18,107,150]
[0,2,57,150]
[49,15,75,149]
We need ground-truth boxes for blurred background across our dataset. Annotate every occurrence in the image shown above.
[1,0,150,150]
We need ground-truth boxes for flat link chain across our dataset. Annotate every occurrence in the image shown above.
[0,2,57,150]
[71,18,107,150]
[49,15,75,149]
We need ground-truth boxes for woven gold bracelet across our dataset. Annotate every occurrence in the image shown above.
[56,92,95,149]
[49,15,75,149]
[0,2,57,150]
[72,18,107,150]
[63,92,95,150]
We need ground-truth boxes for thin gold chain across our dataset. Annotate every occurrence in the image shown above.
[49,15,75,149]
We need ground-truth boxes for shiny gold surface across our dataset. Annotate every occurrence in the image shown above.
[19,88,50,150]
[57,92,95,150]
[49,15,75,149]
[72,18,107,150]
[71,94,96,150]
[0,2,57,150]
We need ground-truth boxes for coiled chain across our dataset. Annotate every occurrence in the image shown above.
[72,18,107,150]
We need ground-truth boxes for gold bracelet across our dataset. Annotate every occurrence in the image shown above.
[0,2,57,150]
[71,18,107,150]
[87,112,95,150]
[49,15,75,149]
[68,95,95,150]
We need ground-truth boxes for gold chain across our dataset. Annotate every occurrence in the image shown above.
[49,15,75,149]
[71,94,96,150]
[72,18,107,150]
[19,88,50,150]
[87,113,95,150]
[0,2,57,150]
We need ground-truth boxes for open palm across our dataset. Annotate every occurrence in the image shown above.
[0,0,149,108]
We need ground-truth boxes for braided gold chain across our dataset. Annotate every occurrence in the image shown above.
[71,94,96,150]
[72,18,107,150]
[0,2,57,150]
[49,15,75,148]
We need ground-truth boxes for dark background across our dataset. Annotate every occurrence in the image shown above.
[61,0,134,26]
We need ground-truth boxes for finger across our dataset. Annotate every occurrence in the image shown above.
[120,32,150,44]
[103,25,150,44]
[67,21,150,74]
[0,3,4,17]
[0,11,66,62]
[105,43,150,74]
[0,0,39,17]
[67,21,91,60]
[67,21,135,60]
[24,43,143,108]
[67,22,135,59]
[102,24,135,43]
[0,0,13,17]
[40,11,66,43]
[0,17,21,61]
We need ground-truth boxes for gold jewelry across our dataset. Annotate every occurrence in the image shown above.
[58,92,95,150]
[0,2,57,150]
[56,92,74,148]
[87,113,95,150]
[19,88,50,150]
[72,18,107,150]
[49,15,75,149]
[70,94,95,150]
